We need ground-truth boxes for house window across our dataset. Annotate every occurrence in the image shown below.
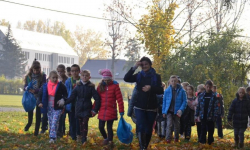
[35,53,38,60]
[48,55,50,62]
[67,57,70,64]
[39,54,42,61]
[64,57,66,63]
[71,58,74,64]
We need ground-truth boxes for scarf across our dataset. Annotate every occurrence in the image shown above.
[48,80,58,96]
[31,73,40,89]
[136,68,157,86]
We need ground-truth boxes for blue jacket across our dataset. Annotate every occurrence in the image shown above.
[38,81,68,114]
[65,77,73,111]
[195,91,218,121]
[162,84,187,115]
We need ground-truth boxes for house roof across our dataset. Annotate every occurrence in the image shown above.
[0,26,77,56]
[81,59,129,79]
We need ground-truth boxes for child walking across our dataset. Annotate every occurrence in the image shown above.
[62,70,101,145]
[65,64,81,141]
[37,71,68,143]
[194,84,205,141]
[195,80,218,145]
[57,64,69,137]
[227,87,250,149]
[97,69,124,147]
[23,59,47,135]
[181,85,195,141]
[162,75,187,143]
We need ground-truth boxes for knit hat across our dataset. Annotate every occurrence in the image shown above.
[99,69,112,80]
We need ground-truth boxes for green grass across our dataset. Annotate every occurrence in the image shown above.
[1,95,250,149]
[0,95,23,107]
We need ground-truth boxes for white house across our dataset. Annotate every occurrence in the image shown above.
[0,26,79,76]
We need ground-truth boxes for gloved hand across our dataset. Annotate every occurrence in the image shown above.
[57,99,65,107]
[177,110,182,117]
[91,110,97,117]
[120,112,124,117]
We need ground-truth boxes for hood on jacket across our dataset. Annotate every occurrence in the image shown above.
[77,80,95,87]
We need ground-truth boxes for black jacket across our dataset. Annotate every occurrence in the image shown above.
[65,81,101,118]
[227,93,250,128]
[124,67,163,109]
[37,82,68,113]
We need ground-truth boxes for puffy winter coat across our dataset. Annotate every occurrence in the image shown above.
[97,80,124,121]
[227,94,250,128]
[195,91,218,121]
[65,81,101,118]
[162,84,187,115]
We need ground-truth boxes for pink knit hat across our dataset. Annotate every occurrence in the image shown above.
[99,69,113,79]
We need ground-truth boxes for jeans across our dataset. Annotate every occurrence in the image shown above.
[58,109,71,135]
[134,108,157,134]
[166,113,180,140]
[200,119,215,145]
[69,107,80,140]
[196,122,201,141]
[216,116,223,138]
[99,120,114,141]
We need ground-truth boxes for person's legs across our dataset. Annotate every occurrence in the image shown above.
[199,120,207,144]
[173,115,180,141]
[106,120,114,141]
[185,121,192,140]
[238,128,246,146]
[166,113,173,141]
[145,111,157,148]
[49,108,62,139]
[196,122,201,141]
[234,128,239,147]
[99,120,107,139]
[41,113,48,132]
[216,116,223,138]
[69,109,76,140]
[207,121,215,145]
[80,117,89,143]
[25,110,33,131]
[47,107,53,137]
[34,105,41,135]
[134,109,147,149]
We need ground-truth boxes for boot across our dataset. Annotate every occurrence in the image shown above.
[145,134,152,149]
[239,143,244,149]
[138,132,146,150]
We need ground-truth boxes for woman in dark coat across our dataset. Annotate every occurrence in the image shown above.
[124,57,163,150]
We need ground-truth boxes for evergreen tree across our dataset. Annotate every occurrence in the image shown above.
[0,25,26,78]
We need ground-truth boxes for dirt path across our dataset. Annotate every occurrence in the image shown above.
[0,107,25,112]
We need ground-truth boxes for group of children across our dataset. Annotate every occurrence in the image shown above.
[24,59,124,146]
[23,59,250,149]
[152,76,250,149]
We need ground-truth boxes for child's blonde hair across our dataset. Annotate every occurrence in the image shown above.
[169,75,178,80]
[49,70,58,78]
[181,82,190,87]
[80,69,91,76]
[197,84,205,92]
[238,87,246,94]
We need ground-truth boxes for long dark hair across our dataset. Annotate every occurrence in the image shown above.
[98,79,112,93]
[24,59,43,84]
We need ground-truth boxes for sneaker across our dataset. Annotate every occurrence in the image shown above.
[180,135,184,139]
[174,139,179,142]
[108,141,114,149]
[102,139,109,146]
[34,131,38,136]
[166,139,171,143]
[49,139,55,143]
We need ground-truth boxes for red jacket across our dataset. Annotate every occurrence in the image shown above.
[97,81,124,121]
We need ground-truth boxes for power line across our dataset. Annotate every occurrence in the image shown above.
[1,0,250,38]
